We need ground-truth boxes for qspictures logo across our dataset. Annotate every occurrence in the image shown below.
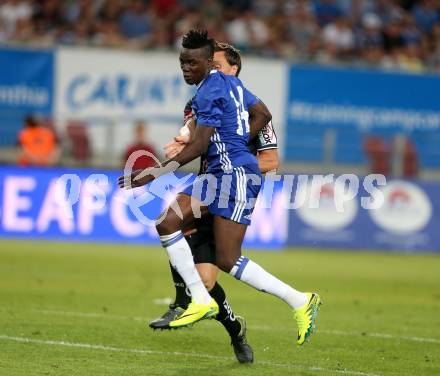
[51,151,388,229]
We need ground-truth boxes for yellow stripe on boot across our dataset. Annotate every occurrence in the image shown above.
[169,298,219,328]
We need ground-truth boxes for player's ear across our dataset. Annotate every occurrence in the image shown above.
[232,65,239,76]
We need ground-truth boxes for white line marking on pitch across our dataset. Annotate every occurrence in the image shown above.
[321,330,440,345]
[0,335,379,376]
[34,309,146,322]
[32,309,440,345]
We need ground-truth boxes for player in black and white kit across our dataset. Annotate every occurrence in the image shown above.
[149,42,278,364]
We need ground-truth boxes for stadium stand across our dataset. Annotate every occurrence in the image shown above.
[0,0,438,72]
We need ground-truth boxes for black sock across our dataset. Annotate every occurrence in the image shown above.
[169,262,191,309]
[209,282,241,338]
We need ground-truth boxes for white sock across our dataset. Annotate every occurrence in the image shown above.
[160,231,211,305]
[230,256,308,309]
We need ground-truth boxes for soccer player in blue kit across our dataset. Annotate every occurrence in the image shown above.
[119,30,321,346]
[149,42,279,364]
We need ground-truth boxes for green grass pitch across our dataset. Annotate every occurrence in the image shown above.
[0,239,439,376]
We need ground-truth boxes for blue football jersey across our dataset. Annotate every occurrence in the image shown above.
[191,70,259,173]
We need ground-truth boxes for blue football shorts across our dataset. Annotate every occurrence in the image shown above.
[180,163,262,225]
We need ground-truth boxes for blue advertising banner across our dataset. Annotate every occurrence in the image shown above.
[285,65,440,166]
[287,65,440,133]
[0,166,287,249]
[1,167,438,252]
[287,176,440,252]
[0,48,54,145]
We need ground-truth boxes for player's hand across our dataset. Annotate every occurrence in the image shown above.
[164,140,186,158]
[175,134,190,144]
[118,168,155,189]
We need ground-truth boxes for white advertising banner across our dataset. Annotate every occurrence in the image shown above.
[55,47,286,157]
[56,47,192,118]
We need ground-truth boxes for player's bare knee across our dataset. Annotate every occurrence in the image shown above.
[201,275,216,291]
[156,213,179,235]
[216,256,235,273]
[155,218,168,235]
[196,265,216,290]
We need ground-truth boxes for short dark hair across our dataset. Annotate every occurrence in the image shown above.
[181,29,215,59]
[214,42,242,76]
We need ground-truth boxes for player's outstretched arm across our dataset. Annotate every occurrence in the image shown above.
[248,101,272,140]
[118,124,214,189]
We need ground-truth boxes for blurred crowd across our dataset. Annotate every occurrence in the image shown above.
[1,0,439,73]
